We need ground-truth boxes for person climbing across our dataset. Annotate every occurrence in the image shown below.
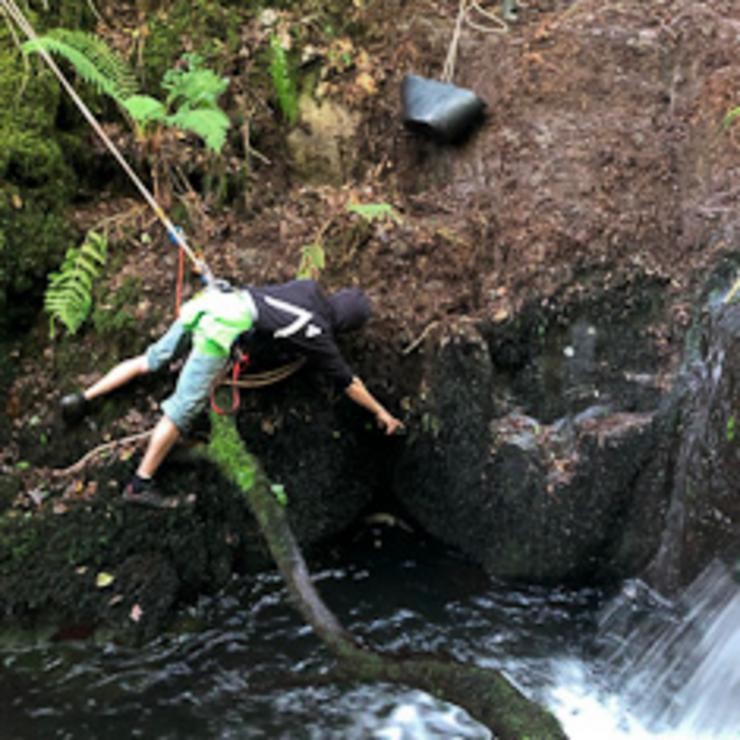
[60,279,404,507]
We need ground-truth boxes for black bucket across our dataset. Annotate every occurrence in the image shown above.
[401,74,486,144]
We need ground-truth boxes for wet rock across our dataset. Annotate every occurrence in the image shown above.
[646,299,740,592]
[234,370,381,545]
[394,297,669,584]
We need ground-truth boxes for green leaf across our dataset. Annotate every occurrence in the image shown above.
[95,571,115,588]
[297,242,325,279]
[164,66,228,109]
[121,95,167,125]
[270,483,288,507]
[23,29,137,103]
[268,34,299,125]
[167,107,230,152]
[722,106,740,129]
[346,202,402,224]
[44,230,107,338]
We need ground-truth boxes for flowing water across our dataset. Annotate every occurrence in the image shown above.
[2,527,739,739]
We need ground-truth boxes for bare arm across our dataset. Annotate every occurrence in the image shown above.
[345,377,404,435]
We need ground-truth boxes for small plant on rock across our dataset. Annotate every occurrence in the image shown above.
[44,229,107,338]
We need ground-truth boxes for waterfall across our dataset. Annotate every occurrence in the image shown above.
[549,559,740,738]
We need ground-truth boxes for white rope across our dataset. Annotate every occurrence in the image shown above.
[441,0,509,84]
[0,0,210,278]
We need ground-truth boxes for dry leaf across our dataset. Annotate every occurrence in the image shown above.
[95,571,115,588]
[355,72,377,96]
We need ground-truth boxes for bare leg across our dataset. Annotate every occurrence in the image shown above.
[136,415,181,478]
[83,355,150,401]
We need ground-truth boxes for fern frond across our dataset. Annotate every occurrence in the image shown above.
[44,230,108,337]
[23,29,137,103]
[167,107,230,152]
[269,34,298,126]
[121,94,167,126]
[163,65,228,109]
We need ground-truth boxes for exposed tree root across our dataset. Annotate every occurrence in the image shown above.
[207,414,566,739]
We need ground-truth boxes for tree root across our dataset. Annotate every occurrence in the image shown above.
[207,414,566,739]
[52,430,152,478]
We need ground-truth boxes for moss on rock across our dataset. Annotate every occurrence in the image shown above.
[140,0,242,89]
[0,27,76,328]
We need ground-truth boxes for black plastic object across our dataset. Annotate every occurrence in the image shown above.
[401,74,486,144]
[60,391,87,423]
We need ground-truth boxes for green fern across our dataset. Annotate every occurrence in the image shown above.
[168,107,230,152]
[24,33,231,153]
[162,53,229,109]
[44,230,108,337]
[268,34,298,125]
[346,202,403,224]
[121,94,167,126]
[23,29,137,103]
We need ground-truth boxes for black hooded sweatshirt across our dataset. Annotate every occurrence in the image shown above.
[242,280,370,391]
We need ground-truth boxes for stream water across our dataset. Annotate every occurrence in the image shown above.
[2,526,738,739]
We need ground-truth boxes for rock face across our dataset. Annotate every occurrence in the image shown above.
[646,297,740,592]
[393,292,667,583]
[393,280,740,588]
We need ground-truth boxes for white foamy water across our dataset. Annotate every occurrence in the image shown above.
[546,560,740,739]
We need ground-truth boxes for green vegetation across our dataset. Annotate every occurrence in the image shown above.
[0,20,75,322]
[207,411,258,494]
[722,106,740,129]
[24,32,231,154]
[346,201,403,224]
[44,230,108,337]
[23,28,137,100]
[727,416,736,443]
[296,242,326,279]
[92,276,139,338]
[268,33,299,125]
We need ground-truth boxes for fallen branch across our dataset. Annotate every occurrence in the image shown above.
[402,320,439,355]
[52,430,152,478]
[207,413,566,739]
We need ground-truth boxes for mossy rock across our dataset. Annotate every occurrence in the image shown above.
[0,30,77,327]
[140,0,243,89]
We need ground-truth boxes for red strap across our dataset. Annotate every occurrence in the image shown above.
[210,353,250,415]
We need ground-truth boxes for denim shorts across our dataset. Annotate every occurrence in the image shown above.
[145,320,228,432]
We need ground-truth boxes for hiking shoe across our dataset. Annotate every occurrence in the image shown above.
[123,480,193,509]
[123,480,171,508]
[60,392,88,423]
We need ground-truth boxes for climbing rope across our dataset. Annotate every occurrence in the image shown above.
[725,278,740,304]
[3,0,309,424]
[0,0,212,282]
[210,355,306,415]
[441,0,510,84]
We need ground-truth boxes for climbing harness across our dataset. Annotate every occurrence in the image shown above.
[210,351,252,416]
[209,355,306,415]
[0,0,212,283]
